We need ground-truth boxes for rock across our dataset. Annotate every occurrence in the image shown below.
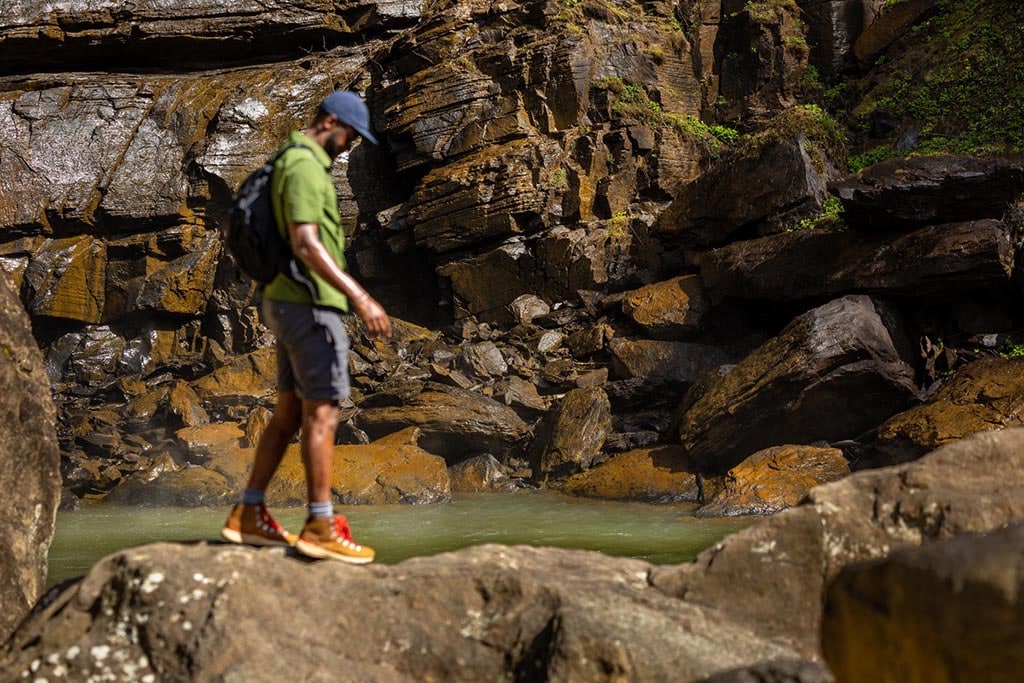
[831,154,1024,229]
[652,427,1024,659]
[500,375,549,417]
[532,387,613,476]
[174,423,244,458]
[457,341,509,380]
[243,406,272,448]
[356,383,530,461]
[700,658,835,683]
[609,337,732,386]
[168,380,210,427]
[448,454,518,493]
[799,0,886,73]
[655,107,843,248]
[190,347,276,405]
[104,465,231,506]
[559,446,702,503]
[1,544,801,682]
[621,275,709,340]
[22,235,106,323]
[699,219,1013,303]
[0,0,421,72]
[852,0,938,67]
[822,522,1024,683]
[678,295,917,474]
[872,357,1024,466]
[696,445,849,517]
[0,275,60,642]
[509,294,550,324]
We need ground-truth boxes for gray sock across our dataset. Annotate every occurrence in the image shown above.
[241,488,264,506]
[308,500,333,519]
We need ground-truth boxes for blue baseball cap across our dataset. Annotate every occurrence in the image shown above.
[320,90,378,145]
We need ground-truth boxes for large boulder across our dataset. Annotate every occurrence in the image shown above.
[0,543,801,682]
[652,428,1024,658]
[655,107,844,248]
[831,154,1024,229]
[531,386,613,476]
[872,357,1024,466]
[0,275,60,642]
[356,383,529,461]
[678,295,918,473]
[823,522,1024,682]
[620,275,710,340]
[698,219,1013,303]
[558,446,702,503]
[696,444,850,517]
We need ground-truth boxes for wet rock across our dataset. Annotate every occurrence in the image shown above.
[190,347,276,406]
[22,235,106,323]
[559,446,701,503]
[799,0,886,73]
[532,387,612,476]
[678,295,917,474]
[697,445,850,517]
[449,454,518,493]
[651,428,1024,659]
[174,423,244,459]
[168,380,210,428]
[0,275,60,642]
[356,383,529,461]
[823,522,1024,682]
[104,464,229,506]
[499,376,549,417]
[872,357,1024,467]
[0,0,420,72]
[852,0,937,67]
[699,219,1014,303]
[2,543,801,682]
[621,275,709,340]
[609,337,732,386]
[656,108,843,248]
[831,154,1024,229]
[509,294,550,324]
[243,406,273,449]
[457,341,509,380]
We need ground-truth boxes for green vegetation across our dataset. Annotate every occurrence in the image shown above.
[740,0,797,23]
[790,195,845,232]
[593,77,740,156]
[851,0,1024,157]
[999,336,1024,359]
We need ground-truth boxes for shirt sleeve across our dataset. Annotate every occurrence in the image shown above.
[280,156,324,225]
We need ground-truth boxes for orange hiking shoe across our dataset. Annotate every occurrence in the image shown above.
[221,503,298,547]
[295,515,375,564]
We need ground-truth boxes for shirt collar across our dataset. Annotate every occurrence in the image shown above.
[287,130,333,169]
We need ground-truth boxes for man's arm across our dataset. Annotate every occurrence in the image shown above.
[288,221,392,339]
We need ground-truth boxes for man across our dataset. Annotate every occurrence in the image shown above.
[221,91,392,564]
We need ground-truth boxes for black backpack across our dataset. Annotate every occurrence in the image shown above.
[225,143,309,284]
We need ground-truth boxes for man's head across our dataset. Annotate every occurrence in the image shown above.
[313,91,378,158]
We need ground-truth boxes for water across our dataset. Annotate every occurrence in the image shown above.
[47,491,755,586]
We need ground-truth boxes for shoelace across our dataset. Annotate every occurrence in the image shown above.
[258,504,286,534]
[333,515,354,542]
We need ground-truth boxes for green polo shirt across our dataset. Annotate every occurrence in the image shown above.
[263,131,349,312]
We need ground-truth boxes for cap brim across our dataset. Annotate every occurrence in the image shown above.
[353,124,378,145]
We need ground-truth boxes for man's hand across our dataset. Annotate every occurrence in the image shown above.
[352,293,392,339]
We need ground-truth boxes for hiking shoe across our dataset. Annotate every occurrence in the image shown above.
[295,515,375,564]
[221,503,297,547]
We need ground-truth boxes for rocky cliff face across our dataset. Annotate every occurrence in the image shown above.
[1,0,1023,513]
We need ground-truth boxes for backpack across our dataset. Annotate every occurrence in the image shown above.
[225,143,309,284]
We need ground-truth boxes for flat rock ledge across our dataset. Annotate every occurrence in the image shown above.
[4,428,1023,681]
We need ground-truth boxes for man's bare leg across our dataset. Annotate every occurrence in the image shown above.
[300,398,340,502]
[245,391,302,492]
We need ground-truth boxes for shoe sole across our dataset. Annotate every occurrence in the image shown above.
[294,538,375,564]
[220,527,294,548]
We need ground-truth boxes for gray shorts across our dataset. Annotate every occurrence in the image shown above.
[261,298,351,401]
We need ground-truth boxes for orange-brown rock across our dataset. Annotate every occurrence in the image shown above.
[873,357,1024,466]
[104,465,231,506]
[262,430,451,505]
[22,236,106,323]
[175,423,244,458]
[609,337,730,385]
[621,275,709,340]
[533,387,612,475]
[697,445,850,517]
[168,380,210,428]
[190,347,276,401]
[449,454,517,493]
[243,406,273,448]
[559,446,701,503]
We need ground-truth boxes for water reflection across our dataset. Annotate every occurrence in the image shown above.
[48,490,755,586]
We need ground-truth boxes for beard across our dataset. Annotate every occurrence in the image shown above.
[323,135,344,159]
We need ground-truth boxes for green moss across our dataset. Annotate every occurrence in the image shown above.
[852,0,1024,156]
[788,195,845,232]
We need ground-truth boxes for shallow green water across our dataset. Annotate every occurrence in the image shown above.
[48,491,755,586]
